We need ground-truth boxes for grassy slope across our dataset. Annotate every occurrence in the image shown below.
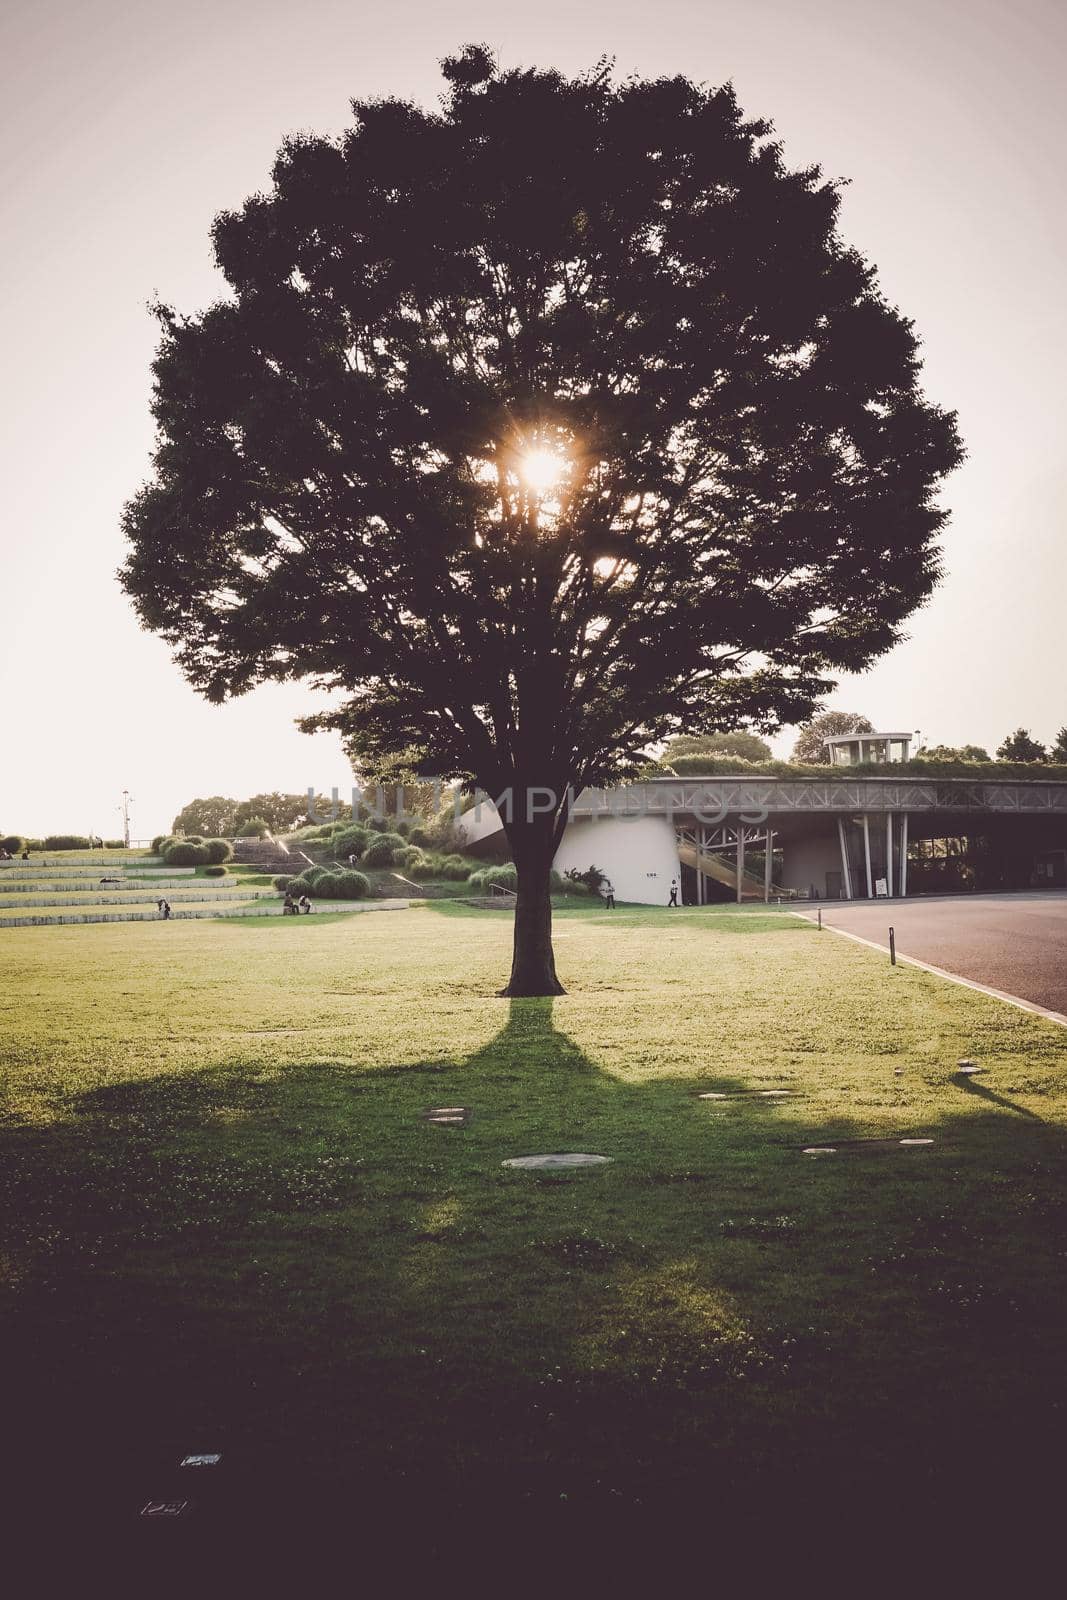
[2,902,1067,1547]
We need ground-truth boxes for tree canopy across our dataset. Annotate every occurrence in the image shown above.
[997,728,1048,763]
[663,731,773,764]
[121,46,961,993]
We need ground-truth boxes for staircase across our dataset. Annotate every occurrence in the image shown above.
[230,837,303,872]
[676,838,793,902]
[0,853,267,926]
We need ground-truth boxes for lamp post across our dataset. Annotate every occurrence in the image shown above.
[118,790,134,849]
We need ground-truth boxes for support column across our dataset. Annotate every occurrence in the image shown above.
[837,817,853,900]
[886,812,894,897]
[698,826,705,906]
[736,826,744,904]
[764,828,774,903]
[900,813,909,897]
[862,814,873,899]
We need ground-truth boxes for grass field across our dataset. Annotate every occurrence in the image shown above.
[3,902,1067,1564]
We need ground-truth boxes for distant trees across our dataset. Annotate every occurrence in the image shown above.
[172,796,239,836]
[921,743,991,762]
[232,793,313,833]
[663,731,773,764]
[1052,728,1067,761]
[996,729,1048,762]
[791,712,874,765]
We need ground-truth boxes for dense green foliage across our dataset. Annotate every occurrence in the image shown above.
[664,731,773,763]
[162,841,209,867]
[42,835,94,851]
[997,728,1049,762]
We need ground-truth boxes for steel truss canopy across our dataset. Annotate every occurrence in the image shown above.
[571,777,1067,822]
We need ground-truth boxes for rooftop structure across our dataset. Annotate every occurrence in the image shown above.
[824,731,915,766]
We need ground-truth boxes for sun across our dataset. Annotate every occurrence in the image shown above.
[518,447,568,494]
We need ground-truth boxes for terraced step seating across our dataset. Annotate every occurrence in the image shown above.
[0,852,265,927]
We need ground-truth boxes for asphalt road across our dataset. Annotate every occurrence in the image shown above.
[810,891,1067,1020]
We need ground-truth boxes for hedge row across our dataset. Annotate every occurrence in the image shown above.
[274,867,371,900]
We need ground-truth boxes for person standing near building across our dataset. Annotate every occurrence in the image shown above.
[668,878,679,907]
[602,878,615,910]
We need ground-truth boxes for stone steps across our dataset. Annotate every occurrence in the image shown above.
[0,889,261,909]
[0,878,233,894]
[0,897,412,928]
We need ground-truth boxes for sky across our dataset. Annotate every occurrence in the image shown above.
[1,0,1065,839]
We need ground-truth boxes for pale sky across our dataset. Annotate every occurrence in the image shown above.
[2,0,1064,838]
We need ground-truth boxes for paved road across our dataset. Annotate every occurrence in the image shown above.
[809,892,1067,1020]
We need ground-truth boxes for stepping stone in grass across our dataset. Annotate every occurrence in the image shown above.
[801,1137,934,1156]
[502,1153,612,1172]
[957,1060,984,1075]
[424,1107,470,1125]
[697,1089,796,1101]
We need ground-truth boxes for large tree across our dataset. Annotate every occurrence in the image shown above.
[172,796,239,836]
[791,712,875,765]
[997,728,1048,763]
[121,47,961,995]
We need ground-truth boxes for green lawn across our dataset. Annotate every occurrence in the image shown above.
[2,902,1066,1556]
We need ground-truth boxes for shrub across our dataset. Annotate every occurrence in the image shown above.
[203,838,234,864]
[469,863,518,892]
[396,844,427,870]
[442,853,474,880]
[366,814,395,833]
[204,864,228,878]
[104,839,124,850]
[335,869,370,899]
[151,834,168,853]
[408,825,433,849]
[273,874,295,891]
[332,824,370,859]
[163,841,209,867]
[43,835,92,851]
[363,832,406,867]
[407,857,439,880]
[237,817,270,838]
[564,864,606,893]
[549,869,566,893]
[394,817,412,837]
[185,835,205,845]
[2,835,26,854]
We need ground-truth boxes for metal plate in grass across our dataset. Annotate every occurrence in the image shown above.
[424,1107,470,1126]
[141,1499,194,1519]
[502,1153,613,1171]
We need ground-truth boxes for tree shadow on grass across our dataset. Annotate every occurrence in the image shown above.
[2,999,1067,1566]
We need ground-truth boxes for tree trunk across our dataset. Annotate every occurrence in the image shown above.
[500,818,566,997]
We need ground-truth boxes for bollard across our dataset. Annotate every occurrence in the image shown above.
[817,908,822,930]
[889,926,896,965]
